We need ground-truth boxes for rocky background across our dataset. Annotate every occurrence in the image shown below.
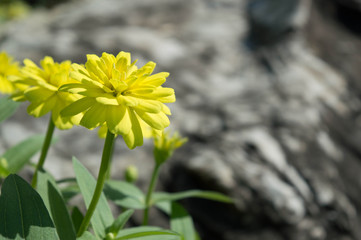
[1,0,361,239]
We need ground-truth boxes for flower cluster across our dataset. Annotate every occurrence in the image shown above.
[0,51,175,149]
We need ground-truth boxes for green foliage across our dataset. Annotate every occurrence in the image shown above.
[104,180,145,209]
[37,170,76,240]
[0,174,58,240]
[116,227,181,240]
[71,207,84,234]
[76,231,98,240]
[73,157,114,238]
[0,135,49,178]
[107,209,134,236]
[0,97,19,124]
[171,202,196,240]
[152,190,233,205]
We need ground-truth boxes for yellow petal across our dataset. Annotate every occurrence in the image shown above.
[27,95,57,117]
[117,95,138,107]
[141,72,169,87]
[132,99,162,113]
[96,96,118,105]
[115,51,131,64]
[106,105,131,135]
[135,61,156,77]
[135,110,170,130]
[80,103,106,129]
[52,102,74,130]
[161,104,171,115]
[61,97,96,116]
[24,86,54,102]
[115,57,129,72]
[123,110,143,149]
[70,71,95,83]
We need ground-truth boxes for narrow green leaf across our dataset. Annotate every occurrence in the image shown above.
[171,202,195,240]
[0,97,20,124]
[76,231,98,240]
[104,180,145,209]
[2,135,56,175]
[152,190,233,205]
[73,157,114,238]
[61,183,80,203]
[37,170,76,240]
[71,207,84,234]
[155,201,171,215]
[107,209,134,235]
[116,226,180,240]
[0,174,58,240]
[49,183,77,240]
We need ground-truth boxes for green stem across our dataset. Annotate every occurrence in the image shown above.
[31,117,55,188]
[104,146,114,181]
[143,163,161,225]
[77,130,115,237]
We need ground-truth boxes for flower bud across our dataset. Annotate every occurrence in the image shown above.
[153,130,187,165]
[125,165,138,183]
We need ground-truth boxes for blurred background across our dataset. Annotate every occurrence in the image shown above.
[1,0,361,239]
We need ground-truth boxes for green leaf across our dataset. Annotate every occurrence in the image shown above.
[71,207,84,234]
[152,190,233,205]
[0,96,20,124]
[73,157,114,238]
[1,135,55,176]
[107,209,134,235]
[171,202,196,240]
[76,231,98,240]
[0,158,10,177]
[155,201,171,215]
[104,180,145,209]
[0,174,58,240]
[37,170,76,240]
[61,183,80,203]
[116,226,180,240]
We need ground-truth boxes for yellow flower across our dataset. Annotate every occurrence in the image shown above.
[13,56,81,129]
[0,52,22,94]
[60,52,175,149]
[153,130,187,165]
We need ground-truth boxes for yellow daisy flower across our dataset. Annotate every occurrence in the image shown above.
[60,51,175,149]
[0,52,22,94]
[13,56,81,129]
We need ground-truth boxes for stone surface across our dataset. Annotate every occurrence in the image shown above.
[1,0,361,239]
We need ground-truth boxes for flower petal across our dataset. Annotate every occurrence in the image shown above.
[24,86,53,102]
[132,99,162,113]
[80,103,106,129]
[61,97,96,116]
[116,95,139,107]
[135,110,170,130]
[106,105,131,135]
[123,110,143,149]
[96,96,118,106]
[52,101,74,130]
[27,95,57,117]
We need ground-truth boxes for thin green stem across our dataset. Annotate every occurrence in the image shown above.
[77,130,115,237]
[143,163,161,225]
[31,117,55,188]
[104,146,114,181]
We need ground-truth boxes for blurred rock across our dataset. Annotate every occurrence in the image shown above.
[1,0,361,239]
